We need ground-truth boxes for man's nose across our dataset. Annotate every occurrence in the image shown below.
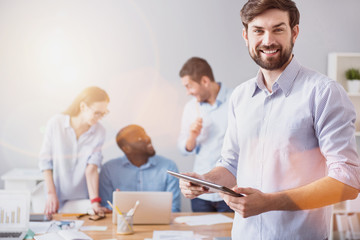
[262,32,275,46]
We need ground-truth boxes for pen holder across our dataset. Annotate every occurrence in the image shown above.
[117,213,133,235]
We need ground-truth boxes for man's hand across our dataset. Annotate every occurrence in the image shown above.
[179,172,209,199]
[189,117,203,138]
[221,186,271,218]
[221,177,360,218]
[185,118,203,151]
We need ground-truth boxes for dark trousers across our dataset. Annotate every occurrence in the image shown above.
[191,198,234,212]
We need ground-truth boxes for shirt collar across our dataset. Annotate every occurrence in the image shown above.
[63,114,95,134]
[252,70,265,97]
[252,56,301,97]
[64,115,71,128]
[200,82,227,106]
[121,155,157,168]
[276,56,301,97]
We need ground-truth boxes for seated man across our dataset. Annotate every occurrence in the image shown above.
[99,124,181,212]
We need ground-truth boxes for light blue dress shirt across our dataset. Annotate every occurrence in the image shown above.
[39,114,105,209]
[217,57,360,239]
[178,83,232,202]
[99,155,181,212]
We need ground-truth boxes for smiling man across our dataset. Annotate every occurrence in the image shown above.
[179,0,360,239]
[178,57,233,212]
[99,125,180,212]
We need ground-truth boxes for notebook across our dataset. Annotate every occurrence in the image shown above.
[112,191,172,225]
[0,190,30,240]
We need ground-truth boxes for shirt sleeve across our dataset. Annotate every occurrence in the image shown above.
[39,118,54,171]
[178,101,198,156]
[166,162,181,212]
[87,126,106,167]
[99,162,114,209]
[315,81,360,189]
[216,91,239,177]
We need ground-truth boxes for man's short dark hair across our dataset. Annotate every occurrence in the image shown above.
[179,57,215,83]
[240,0,300,31]
[116,124,143,149]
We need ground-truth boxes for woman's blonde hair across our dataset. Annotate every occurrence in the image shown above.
[63,86,110,117]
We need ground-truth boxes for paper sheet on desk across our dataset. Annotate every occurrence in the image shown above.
[174,214,233,226]
[29,220,84,234]
[153,230,195,240]
[29,222,52,234]
[80,226,107,231]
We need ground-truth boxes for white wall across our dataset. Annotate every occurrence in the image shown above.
[0,0,360,211]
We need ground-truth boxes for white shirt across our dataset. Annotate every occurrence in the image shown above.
[217,57,360,239]
[178,83,232,201]
[39,114,105,209]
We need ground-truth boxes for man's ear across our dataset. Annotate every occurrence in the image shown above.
[121,144,132,154]
[291,25,299,45]
[242,28,249,47]
[200,76,211,87]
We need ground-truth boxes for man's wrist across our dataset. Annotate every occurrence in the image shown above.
[266,191,296,212]
[185,145,194,152]
[185,138,197,151]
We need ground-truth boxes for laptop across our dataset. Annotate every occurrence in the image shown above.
[112,191,172,225]
[0,190,30,240]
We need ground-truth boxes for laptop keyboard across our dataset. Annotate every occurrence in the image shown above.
[0,232,22,238]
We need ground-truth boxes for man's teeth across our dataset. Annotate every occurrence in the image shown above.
[262,50,277,54]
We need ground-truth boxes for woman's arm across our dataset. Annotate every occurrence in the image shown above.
[43,169,59,216]
[85,164,110,213]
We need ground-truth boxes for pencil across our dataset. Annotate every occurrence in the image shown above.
[107,200,132,232]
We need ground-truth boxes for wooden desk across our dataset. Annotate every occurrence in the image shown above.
[51,212,233,239]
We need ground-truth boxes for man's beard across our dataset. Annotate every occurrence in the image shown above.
[149,150,155,157]
[147,148,156,157]
[249,41,293,70]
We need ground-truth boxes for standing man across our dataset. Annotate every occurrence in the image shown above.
[99,125,180,212]
[178,57,233,212]
[179,0,360,239]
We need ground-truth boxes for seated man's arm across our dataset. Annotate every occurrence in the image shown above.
[166,163,181,212]
[99,165,114,210]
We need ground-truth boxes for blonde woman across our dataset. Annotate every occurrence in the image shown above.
[39,86,110,215]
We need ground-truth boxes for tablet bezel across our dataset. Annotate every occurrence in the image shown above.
[167,170,243,197]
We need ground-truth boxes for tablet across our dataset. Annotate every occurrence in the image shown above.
[30,214,52,222]
[167,170,243,197]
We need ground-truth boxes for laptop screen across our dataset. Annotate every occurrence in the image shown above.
[112,191,172,225]
[0,190,30,232]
